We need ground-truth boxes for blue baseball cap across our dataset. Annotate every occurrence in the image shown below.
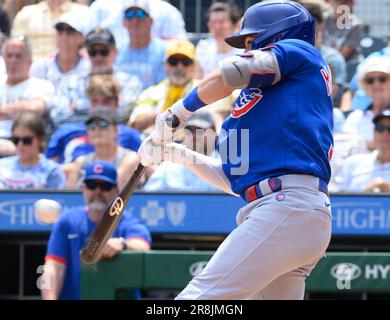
[84,160,117,185]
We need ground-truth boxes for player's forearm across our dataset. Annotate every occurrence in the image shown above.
[177,147,237,196]
[41,261,65,300]
[197,70,234,105]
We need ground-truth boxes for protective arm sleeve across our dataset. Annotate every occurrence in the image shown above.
[219,49,281,89]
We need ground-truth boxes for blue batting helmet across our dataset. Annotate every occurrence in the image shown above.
[225,0,315,50]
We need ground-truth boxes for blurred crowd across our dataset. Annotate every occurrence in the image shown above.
[0,0,389,193]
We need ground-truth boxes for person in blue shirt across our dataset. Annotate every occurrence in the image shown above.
[46,74,142,164]
[115,0,168,90]
[139,0,333,300]
[0,112,65,189]
[41,160,151,300]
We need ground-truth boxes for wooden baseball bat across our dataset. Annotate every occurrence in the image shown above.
[80,115,179,264]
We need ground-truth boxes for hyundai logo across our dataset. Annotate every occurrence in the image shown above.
[189,261,208,277]
[331,263,362,281]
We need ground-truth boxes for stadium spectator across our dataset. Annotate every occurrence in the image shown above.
[0,36,55,157]
[342,56,390,147]
[115,0,168,89]
[143,110,219,192]
[129,39,197,133]
[0,112,65,189]
[11,0,89,60]
[340,39,390,112]
[297,0,347,107]
[46,74,142,164]
[30,8,91,92]
[323,0,364,63]
[0,3,10,36]
[55,28,142,121]
[64,107,140,188]
[90,0,186,50]
[41,160,151,300]
[333,108,390,192]
[195,2,243,79]
[0,32,6,82]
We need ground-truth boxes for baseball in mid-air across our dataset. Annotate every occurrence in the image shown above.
[34,199,62,224]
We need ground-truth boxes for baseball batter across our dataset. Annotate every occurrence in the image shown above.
[139,0,334,300]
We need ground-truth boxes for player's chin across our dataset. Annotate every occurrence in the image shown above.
[89,197,109,212]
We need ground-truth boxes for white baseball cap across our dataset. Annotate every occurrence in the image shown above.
[358,56,390,84]
[54,7,92,36]
[123,0,151,16]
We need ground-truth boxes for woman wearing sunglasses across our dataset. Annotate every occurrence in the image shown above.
[342,56,390,148]
[65,107,140,189]
[0,112,65,189]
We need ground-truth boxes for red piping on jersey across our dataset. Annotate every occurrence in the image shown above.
[45,254,67,265]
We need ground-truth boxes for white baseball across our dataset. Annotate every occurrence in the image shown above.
[34,199,62,224]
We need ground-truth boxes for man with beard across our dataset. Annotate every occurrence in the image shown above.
[129,39,197,133]
[41,160,151,300]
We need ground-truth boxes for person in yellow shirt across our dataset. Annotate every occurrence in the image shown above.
[129,39,197,133]
[11,0,90,61]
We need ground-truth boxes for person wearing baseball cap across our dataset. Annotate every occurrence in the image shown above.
[65,107,139,189]
[30,7,91,100]
[53,27,142,121]
[129,39,197,132]
[342,56,390,146]
[42,160,151,300]
[116,0,168,90]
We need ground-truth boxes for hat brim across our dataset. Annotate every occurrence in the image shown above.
[225,29,267,49]
[85,39,114,48]
[225,33,250,49]
[84,175,117,185]
[373,110,390,124]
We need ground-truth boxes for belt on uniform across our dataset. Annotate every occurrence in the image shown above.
[242,175,329,203]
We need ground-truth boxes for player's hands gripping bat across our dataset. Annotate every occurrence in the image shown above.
[80,114,180,264]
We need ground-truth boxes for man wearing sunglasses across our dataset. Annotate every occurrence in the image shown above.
[55,28,142,121]
[115,0,168,90]
[342,56,390,148]
[334,108,390,192]
[42,160,151,300]
[30,8,92,93]
[11,0,89,61]
[90,0,186,51]
[129,39,197,132]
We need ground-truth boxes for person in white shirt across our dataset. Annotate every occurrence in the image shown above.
[0,36,55,157]
[30,7,92,91]
[195,2,243,79]
[334,108,390,192]
[342,56,390,149]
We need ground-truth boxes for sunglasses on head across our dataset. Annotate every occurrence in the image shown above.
[88,48,110,57]
[167,56,194,67]
[364,75,389,85]
[85,180,116,192]
[124,9,148,20]
[56,24,77,34]
[10,136,34,146]
[86,118,111,130]
[375,124,390,133]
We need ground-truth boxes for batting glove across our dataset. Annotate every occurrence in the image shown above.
[150,99,193,144]
[138,136,187,167]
